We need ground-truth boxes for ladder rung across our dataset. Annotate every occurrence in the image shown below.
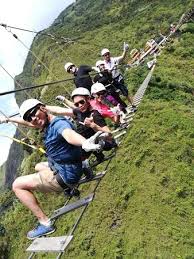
[91,153,115,167]
[26,235,73,252]
[50,194,94,220]
[79,171,106,184]
[114,131,127,139]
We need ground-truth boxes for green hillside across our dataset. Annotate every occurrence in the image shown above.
[1,0,194,258]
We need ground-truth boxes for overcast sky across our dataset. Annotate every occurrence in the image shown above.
[0,0,75,166]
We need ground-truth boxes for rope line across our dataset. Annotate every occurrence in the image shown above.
[0,72,99,97]
[2,27,71,96]
[0,23,75,43]
[0,64,32,98]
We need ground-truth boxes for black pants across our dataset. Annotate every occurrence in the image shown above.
[113,77,129,97]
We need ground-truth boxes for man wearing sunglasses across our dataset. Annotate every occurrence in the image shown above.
[101,44,137,111]
[47,88,117,163]
[0,98,103,239]
[64,62,98,91]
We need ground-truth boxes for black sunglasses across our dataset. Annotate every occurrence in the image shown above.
[103,53,110,57]
[96,90,106,96]
[26,107,39,122]
[67,65,74,73]
[74,99,86,107]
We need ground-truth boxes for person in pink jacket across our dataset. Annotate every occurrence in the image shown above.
[90,82,121,125]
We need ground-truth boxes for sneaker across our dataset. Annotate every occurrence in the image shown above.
[64,187,80,198]
[83,167,94,180]
[131,105,138,112]
[27,223,55,240]
[82,159,94,179]
[95,152,105,163]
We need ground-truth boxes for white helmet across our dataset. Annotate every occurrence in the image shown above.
[19,99,43,120]
[96,60,105,67]
[101,48,110,56]
[64,62,74,72]
[71,87,91,99]
[91,83,106,95]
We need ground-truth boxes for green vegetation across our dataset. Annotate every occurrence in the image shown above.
[0,164,5,187]
[1,0,194,258]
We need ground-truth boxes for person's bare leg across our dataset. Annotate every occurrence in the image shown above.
[12,174,48,222]
[35,162,49,172]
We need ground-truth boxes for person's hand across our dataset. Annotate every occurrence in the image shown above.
[92,66,99,72]
[123,42,129,51]
[110,104,121,115]
[83,117,94,128]
[0,116,8,124]
[56,95,65,102]
[82,131,105,152]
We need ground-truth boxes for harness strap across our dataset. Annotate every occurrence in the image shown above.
[55,173,72,189]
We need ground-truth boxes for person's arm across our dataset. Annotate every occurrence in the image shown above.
[64,98,75,109]
[61,128,103,152]
[56,95,75,108]
[62,128,86,145]
[46,105,74,117]
[83,118,113,142]
[0,116,36,128]
[83,117,111,133]
[116,42,130,63]
[82,65,98,73]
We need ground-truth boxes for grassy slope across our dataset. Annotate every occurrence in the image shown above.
[0,0,194,258]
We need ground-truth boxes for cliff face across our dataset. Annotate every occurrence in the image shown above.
[4,129,24,188]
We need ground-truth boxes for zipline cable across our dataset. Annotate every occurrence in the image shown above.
[0,23,40,34]
[9,112,20,118]
[10,31,55,76]
[2,27,71,96]
[0,23,74,62]
[0,23,74,42]
[0,64,32,98]
[48,33,73,62]
[0,71,99,97]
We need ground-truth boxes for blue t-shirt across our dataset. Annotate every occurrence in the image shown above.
[44,117,82,184]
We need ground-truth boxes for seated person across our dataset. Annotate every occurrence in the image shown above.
[0,98,103,239]
[90,82,121,125]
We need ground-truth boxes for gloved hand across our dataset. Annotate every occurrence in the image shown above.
[110,104,121,115]
[0,116,8,124]
[92,66,99,72]
[56,95,65,102]
[95,132,111,146]
[82,131,105,152]
[123,42,129,51]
